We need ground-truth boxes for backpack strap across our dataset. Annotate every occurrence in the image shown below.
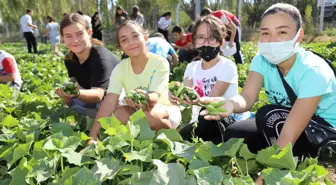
[277,66,297,106]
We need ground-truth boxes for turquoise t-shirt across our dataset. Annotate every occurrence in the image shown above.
[250,48,336,128]
[147,37,175,59]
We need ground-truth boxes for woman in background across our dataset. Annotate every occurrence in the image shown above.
[157,11,172,41]
[130,5,144,27]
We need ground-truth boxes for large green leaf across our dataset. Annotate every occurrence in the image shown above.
[100,115,141,141]
[151,160,186,185]
[196,142,213,162]
[188,159,209,171]
[51,167,81,185]
[192,166,224,185]
[156,129,183,142]
[104,135,130,153]
[130,170,155,185]
[130,109,155,141]
[44,132,82,153]
[0,180,10,185]
[9,142,33,168]
[98,115,122,131]
[125,144,153,162]
[91,158,122,181]
[256,144,297,170]
[63,167,101,185]
[156,133,196,161]
[26,157,55,183]
[213,138,244,158]
[222,175,255,185]
[2,115,19,128]
[117,164,142,176]
[185,175,197,185]
[8,157,30,185]
[262,168,308,185]
[236,158,259,176]
[32,139,49,159]
[61,151,92,166]
[238,144,256,161]
[51,122,74,136]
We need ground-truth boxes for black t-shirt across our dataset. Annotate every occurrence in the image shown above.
[64,45,120,90]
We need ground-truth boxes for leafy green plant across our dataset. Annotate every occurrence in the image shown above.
[0,42,334,184]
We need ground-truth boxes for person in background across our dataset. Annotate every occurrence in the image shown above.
[147,32,179,66]
[0,50,22,91]
[88,21,181,142]
[77,11,92,29]
[20,9,38,54]
[91,12,103,41]
[56,13,120,118]
[187,22,195,33]
[115,6,129,27]
[157,11,172,41]
[44,16,61,56]
[171,25,196,63]
[130,5,144,27]
[201,8,244,64]
[170,15,239,144]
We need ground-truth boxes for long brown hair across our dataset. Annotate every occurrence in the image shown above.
[60,13,103,61]
[192,15,226,46]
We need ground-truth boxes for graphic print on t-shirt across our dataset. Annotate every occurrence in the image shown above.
[266,89,291,107]
[202,76,217,96]
[194,80,205,97]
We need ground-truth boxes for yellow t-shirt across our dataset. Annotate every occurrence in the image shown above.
[107,53,171,106]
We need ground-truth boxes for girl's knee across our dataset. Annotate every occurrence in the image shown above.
[144,106,172,130]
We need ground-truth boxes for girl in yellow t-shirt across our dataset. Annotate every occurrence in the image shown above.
[89,21,181,141]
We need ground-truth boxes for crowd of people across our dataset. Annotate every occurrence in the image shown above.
[1,3,335,184]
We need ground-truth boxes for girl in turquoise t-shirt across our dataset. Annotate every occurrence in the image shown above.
[200,3,336,161]
[89,21,181,142]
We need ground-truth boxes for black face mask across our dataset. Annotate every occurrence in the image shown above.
[196,46,220,62]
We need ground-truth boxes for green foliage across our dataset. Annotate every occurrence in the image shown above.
[0,42,334,184]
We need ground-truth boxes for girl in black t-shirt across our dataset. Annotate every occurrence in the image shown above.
[55,13,120,118]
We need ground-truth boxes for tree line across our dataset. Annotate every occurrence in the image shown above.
[0,0,321,35]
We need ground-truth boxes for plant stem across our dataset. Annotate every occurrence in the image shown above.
[234,157,244,177]
[245,159,249,175]
[60,155,64,172]
[141,161,143,172]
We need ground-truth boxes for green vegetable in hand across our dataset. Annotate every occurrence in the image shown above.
[124,90,148,105]
[57,78,78,95]
[205,100,226,115]
[169,81,198,101]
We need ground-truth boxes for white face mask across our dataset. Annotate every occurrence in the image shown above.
[258,30,301,65]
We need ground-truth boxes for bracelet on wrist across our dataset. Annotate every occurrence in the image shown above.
[73,90,80,98]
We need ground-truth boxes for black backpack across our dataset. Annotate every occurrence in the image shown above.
[308,50,336,77]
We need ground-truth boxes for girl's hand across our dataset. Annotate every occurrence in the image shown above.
[168,91,180,106]
[181,86,199,105]
[135,89,150,109]
[255,176,264,185]
[56,88,77,106]
[125,89,149,110]
[199,97,234,120]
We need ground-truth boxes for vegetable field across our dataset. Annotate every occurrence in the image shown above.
[0,42,335,185]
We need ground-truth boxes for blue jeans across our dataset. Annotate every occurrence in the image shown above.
[70,98,100,118]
